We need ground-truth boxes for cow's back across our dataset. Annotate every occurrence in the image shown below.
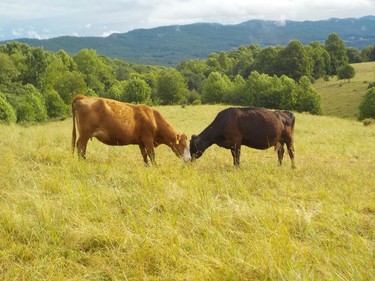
[232,108,285,149]
[73,96,157,145]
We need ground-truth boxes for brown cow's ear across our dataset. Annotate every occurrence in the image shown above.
[176,134,180,145]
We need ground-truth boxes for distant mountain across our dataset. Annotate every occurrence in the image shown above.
[3,16,375,66]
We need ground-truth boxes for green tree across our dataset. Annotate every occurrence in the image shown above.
[73,49,115,95]
[123,77,151,104]
[177,59,209,90]
[22,47,51,90]
[0,94,16,124]
[360,46,375,62]
[54,71,87,104]
[276,40,311,81]
[346,47,362,63]
[206,53,221,74]
[7,84,48,122]
[252,46,279,76]
[307,42,331,79]
[295,76,322,115]
[223,75,246,105]
[228,44,260,77]
[156,69,187,105]
[45,90,68,119]
[42,55,71,93]
[0,53,20,85]
[104,81,126,101]
[359,88,375,120]
[325,33,349,75]
[337,64,355,82]
[201,71,232,104]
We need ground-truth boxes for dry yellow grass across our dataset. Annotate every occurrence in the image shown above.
[0,105,374,280]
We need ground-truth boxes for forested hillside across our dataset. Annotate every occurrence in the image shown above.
[1,33,375,124]
[4,16,375,65]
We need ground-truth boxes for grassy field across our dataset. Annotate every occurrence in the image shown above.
[1,105,375,280]
[314,61,375,118]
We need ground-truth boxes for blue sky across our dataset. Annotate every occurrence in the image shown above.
[0,0,374,40]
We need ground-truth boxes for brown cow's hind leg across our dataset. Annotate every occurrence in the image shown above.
[77,136,89,159]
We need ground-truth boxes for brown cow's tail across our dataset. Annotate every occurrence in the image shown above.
[71,94,85,154]
[71,100,77,154]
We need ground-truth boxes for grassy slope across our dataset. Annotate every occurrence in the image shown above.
[1,105,375,280]
[314,61,375,118]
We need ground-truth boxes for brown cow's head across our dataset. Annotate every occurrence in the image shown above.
[173,133,191,162]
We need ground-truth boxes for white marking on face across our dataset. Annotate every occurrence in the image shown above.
[182,147,191,162]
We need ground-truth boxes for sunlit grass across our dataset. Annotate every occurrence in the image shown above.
[0,105,374,280]
[314,61,375,118]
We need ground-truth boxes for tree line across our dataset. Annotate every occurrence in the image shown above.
[1,33,375,124]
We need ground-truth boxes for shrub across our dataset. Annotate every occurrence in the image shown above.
[359,88,375,120]
[337,64,355,82]
[295,76,322,115]
[7,84,48,123]
[45,90,68,119]
[0,94,16,124]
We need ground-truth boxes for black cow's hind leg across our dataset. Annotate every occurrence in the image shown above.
[277,143,285,166]
[286,140,296,169]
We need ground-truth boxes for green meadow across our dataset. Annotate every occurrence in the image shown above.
[315,61,375,118]
[1,104,374,280]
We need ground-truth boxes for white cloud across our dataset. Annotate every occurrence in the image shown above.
[12,28,24,37]
[0,0,374,40]
[27,30,44,40]
[102,30,119,37]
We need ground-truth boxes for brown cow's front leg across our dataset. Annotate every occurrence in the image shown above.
[231,144,241,166]
[139,144,149,166]
[140,139,156,166]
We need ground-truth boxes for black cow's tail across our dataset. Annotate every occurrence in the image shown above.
[290,111,295,133]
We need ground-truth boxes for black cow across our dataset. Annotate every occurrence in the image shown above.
[190,107,296,167]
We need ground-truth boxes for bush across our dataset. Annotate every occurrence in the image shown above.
[45,90,68,119]
[359,88,375,120]
[295,76,322,115]
[7,84,48,123]
[123,77,151,104]
[0,94,16,124]
[337,64,355,82]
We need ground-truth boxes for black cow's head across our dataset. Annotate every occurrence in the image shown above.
[190,135,204,160]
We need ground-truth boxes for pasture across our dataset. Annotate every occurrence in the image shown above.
[315,61,375,118]
[0,105,374,280]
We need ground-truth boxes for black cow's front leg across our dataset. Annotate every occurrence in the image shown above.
[231,144,241,166]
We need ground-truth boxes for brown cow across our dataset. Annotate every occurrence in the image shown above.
[190,107,295,168]
[71,95,191,165]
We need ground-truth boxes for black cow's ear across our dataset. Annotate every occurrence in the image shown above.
[191,134,198,140]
